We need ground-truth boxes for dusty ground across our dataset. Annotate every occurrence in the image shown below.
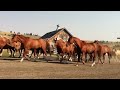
[0,56,120,79]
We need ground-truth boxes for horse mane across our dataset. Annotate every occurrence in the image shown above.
[68,36,80,41]
[68,36,73,42]
[12,34,16,39]
[12,34,30,44]
[18,35,29,39]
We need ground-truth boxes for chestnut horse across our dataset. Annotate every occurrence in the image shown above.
[54,38,77,63]
[94,40,112,64]
[11,41,24,58]
[68,37,85,66]
[0,36,16,57]
[29,39,51,59]
[63,41,77,62]
[11,34,48,62]
[11,40,51,59]
[54,39,67,62]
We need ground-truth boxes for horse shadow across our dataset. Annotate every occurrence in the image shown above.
[0,56,21,61]
[31,56,74,64]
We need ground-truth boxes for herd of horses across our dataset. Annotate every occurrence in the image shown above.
[0,34,120,67]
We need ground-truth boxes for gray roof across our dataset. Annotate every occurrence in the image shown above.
[41,28,73,39]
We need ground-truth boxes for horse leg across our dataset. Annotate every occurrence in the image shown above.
[20,49,29,62]
[97,53,103,64]
[89,53,93,62]
[60,53,65,63]
[69,56,72,62]
[9,49,13,57]
[0,48,3,57]
[80,53,82,62]
[73,53,76,61]
[56,54,61,61]
[68,52,72,62]
[108,53,111,64]
[33,49,36,58]
[103,53,105,64]
[47,46,51,56]
[85,53,88,63]
[42,48,47,56]
[76,52,84,66]
[7,49,10,55]
[82,52,86,65]
[76,52,80,66]
[38,50,42,59]
[91,52,96,67]
[19,49,23,58]
[29,49,33,58]
[35,49,39,59]
[18,49,21,58]
[12,48,16,57]
[41,47,47,61]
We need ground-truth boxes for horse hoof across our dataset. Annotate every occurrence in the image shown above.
[91,64,95,67]
[91,64,94,67]
[75,64,79,66]
[82,61,85,64]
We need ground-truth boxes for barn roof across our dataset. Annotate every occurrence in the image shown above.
[117,37,120,39]
[41,28,73,39]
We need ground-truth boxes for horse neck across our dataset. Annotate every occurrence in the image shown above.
[2,37,8,42]
[17,35,29,43]
[72,38,83,49]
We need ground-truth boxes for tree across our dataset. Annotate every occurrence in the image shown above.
[30,33,32,35]
[17,32,20,34]
[10,31,12,33]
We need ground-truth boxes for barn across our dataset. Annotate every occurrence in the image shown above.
[41,27,73,46]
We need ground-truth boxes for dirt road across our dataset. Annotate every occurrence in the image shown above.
[0,57,120,79]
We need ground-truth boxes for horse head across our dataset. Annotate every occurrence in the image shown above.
[12,41,21,51]
[68,36,74,44]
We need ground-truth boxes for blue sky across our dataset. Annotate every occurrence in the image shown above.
[0,11,120,41]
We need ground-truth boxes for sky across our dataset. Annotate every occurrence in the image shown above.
[0,11,120,41]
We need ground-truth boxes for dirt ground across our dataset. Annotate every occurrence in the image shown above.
[0,56,120,79]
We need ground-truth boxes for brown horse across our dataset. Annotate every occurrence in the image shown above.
[68,36,85,65]
[30,39,51,60]
[11,40,51,59]
[54,38,77,63]
[0,36,9,53]
[65,42,77,61]
[11,41,24,58]
[94,40,112,64]
[11,34,48,62]
[54,38,67,62]
[100,45,112,64]
[0,36,16,57]
[81,41,98,66]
